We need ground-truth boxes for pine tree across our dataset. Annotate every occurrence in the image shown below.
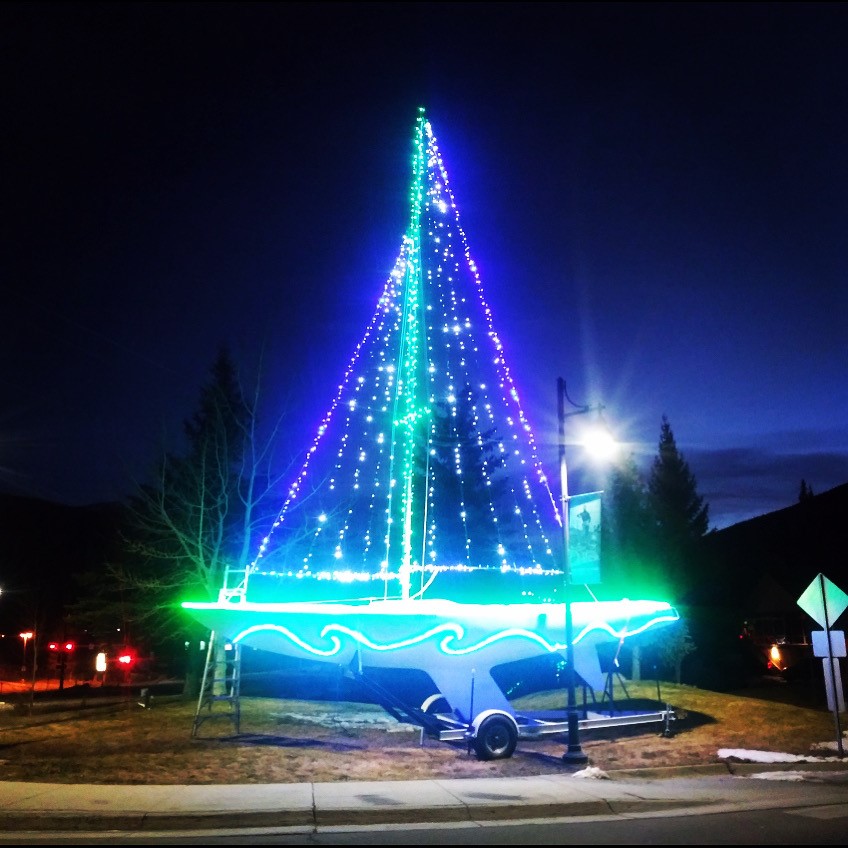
[798,479,815,502]
[647,415,709,600]
[69,347,298,685]
[602,452,656,597]
[128,346,251,608]
[423,384,511,567]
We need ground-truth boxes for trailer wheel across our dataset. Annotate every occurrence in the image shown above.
[473,715,518,761]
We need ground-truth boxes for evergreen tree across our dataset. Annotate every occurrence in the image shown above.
[127,346,251,610]
[798,479,815,502]
[601,452,657,597]
[70,347,297,683]
[647,415,709,600]
[423,384,511,567]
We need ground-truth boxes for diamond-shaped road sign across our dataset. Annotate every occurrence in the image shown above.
[797,573,848,628]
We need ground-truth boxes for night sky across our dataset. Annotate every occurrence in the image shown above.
[3,2,847,530]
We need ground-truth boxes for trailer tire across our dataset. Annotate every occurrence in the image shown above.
[473,715,518,761]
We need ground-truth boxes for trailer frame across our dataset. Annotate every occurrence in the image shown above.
[348,665,676,761]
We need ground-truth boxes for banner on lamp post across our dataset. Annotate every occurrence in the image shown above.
[569,491,602,585]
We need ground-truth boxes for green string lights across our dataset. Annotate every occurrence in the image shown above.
[182,111,680,718]
[248,109,563,604]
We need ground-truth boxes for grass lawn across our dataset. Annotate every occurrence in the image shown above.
[0,677,842,784]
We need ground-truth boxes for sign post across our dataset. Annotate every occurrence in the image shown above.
[812,630,846,712]
[797,574,848,757]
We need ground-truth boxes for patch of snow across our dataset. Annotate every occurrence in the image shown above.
[274,711,418,731]
[746,771,807,781]
[572,766,610,780]
[718,748,844,763]
[810,739,848,752]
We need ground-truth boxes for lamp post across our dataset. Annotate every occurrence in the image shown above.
[557,377,611,765]
[19,631,33,675]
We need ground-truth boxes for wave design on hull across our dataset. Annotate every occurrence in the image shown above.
[193,603,680,659]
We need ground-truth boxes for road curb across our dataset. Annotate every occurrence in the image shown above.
[724,760,848,776]
[607,763,731,779]
[0,810,314,834]
[1,762,846,833]
[0,798,708,833]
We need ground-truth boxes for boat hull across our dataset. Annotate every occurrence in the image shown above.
[183,597,678,720]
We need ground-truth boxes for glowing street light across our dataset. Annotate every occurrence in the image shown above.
[557,378,616,766]
[19,631,33,674]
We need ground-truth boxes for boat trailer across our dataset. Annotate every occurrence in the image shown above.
[349,666,676,761]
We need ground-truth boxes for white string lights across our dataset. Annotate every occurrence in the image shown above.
[249,109,564,603]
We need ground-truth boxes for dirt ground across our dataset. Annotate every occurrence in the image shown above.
[0,678,841,784]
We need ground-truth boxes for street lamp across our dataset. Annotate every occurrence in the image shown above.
[19,631,33,675]
[557,377,612,765]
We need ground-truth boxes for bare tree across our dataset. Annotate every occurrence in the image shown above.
[96,348,302,691]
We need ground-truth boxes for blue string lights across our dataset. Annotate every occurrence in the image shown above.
[249,109,564,603]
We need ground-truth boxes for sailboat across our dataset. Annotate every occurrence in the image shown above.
[183,109,678,756]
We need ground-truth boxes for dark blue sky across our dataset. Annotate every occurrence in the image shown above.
[3,2,847,530]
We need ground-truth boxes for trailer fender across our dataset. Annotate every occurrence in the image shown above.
[470,709,518,735]
[420,694,451,715]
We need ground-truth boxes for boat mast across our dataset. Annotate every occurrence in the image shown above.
[390,109,428,600]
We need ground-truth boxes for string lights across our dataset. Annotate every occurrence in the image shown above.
[248,108,564,603]
[182,110,681,719]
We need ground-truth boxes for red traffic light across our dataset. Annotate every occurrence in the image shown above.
[63,642,75,652]
[48,642,58,651]
[117,651,136,666]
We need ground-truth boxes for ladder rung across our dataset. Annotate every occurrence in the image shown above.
[192,631,242,737]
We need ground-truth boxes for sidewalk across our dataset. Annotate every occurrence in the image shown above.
[1,761,847,833]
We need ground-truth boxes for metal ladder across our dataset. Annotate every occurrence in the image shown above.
[191,630,242,737]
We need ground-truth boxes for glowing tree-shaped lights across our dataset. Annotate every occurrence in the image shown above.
[248,109,564,604]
